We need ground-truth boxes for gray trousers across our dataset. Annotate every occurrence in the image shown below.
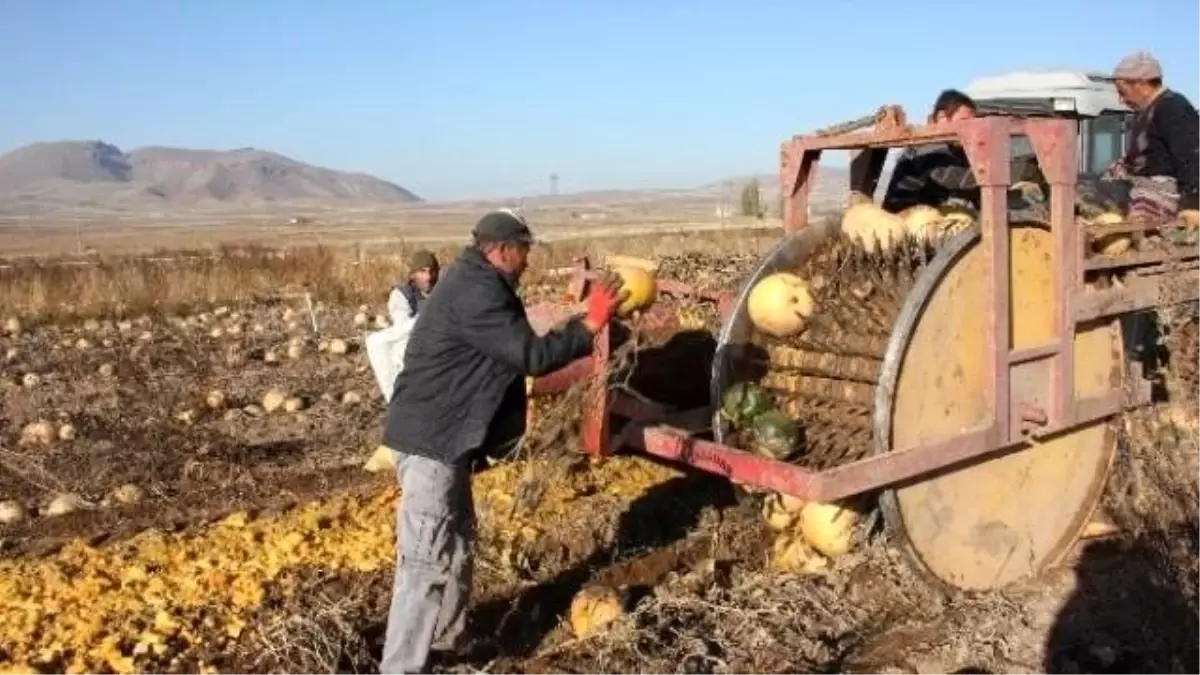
[380,453,475,674]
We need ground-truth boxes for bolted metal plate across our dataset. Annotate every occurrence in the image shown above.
[875,224,1121,591]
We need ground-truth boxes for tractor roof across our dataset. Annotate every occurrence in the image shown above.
[965,69,1129,117]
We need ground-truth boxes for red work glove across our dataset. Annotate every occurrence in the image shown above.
[582,274,627,333]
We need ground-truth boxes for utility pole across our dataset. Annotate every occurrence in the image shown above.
[549,173,559,196]
[721,180,733,226]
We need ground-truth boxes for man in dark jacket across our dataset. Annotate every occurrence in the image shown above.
[378,209,624,674]
[1099,51,1199,227]
[881,89,982,213]
[849,89,1056,219]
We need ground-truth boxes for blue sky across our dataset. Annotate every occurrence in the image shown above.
[1,0,1197,201]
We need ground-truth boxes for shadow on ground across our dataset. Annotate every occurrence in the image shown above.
[1045,525,1199,673]
[448,469,739,670]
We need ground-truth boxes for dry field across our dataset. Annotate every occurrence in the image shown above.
[0,222,1197,674]
[0,193,790,258]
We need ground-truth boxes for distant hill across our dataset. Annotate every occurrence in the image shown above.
[0,141,420,210]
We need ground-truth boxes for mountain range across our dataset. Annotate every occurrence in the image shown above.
[0,140,854,214]
[0,141,421,211]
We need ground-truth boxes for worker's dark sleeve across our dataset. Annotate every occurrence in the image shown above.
[881,147,969,212]
[457,292,595,377]
[928,161,978,192]
[849,149,890,197]
[1156,93,1200,211]
[882,150,931,205]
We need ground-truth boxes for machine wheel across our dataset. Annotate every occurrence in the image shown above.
[874,223,1124,591]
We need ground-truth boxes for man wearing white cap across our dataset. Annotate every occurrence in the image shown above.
[1102,51,1199,228]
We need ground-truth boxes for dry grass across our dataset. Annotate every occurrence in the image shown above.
[247,574,382,674]
[0,228,783,323]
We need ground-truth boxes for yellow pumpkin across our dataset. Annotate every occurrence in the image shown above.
[938,209,976,237]
[761,492,807,530]
[611,265,657,317]
[747,272,815,337]
[900,204,942,239]
[568,584,624,638]
[798,500,862,558]
[761,493,797,531]
[363,444,398,473]
[770,533,829,574]
[1089,212,1131,256]
[841,202,906,251]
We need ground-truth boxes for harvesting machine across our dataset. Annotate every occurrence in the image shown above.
[523,72,1199,591]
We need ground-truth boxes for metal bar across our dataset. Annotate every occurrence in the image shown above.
[822,385,1131,500]
[965,119,1014,444]
[790,117,1024,152]
[817,427,996,501]
[634,379,1131,503]
[813,112,883,137]
[781,148,819,233]
[1084,248,1199,272]
[1074,275,1200,321]
[1074,285,1161,320]
[529,356,595,395]
[1027,118,1080,428]
[1010,342,1060,365]
[581,323,611,455]
[637,426,821,497]
[1083,221,1169,237]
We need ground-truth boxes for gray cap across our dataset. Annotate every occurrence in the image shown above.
[1113,51,1163,81]
[472,209,536,245]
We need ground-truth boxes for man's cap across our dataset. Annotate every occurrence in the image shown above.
[1112,51,1162,81]
[408,249,439,271]
[472,209,536,245]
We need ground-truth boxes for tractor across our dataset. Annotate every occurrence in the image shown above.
[523,69,1199,592]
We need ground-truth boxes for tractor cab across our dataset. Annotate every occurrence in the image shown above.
[965,69,1131,178]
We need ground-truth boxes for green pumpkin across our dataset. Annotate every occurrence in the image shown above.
[721,382,775,425]
[750,410,799,461]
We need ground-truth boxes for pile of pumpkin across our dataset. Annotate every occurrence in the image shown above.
[844,186,1148,258]
[719,379,866,571]
[840,199,974,252]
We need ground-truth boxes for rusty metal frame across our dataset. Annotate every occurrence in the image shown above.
[525,255,736,456]
[633,387,1133,503]
[521,109,1195,502]
[689,114,1166,495]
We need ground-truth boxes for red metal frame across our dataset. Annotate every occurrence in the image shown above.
[525,255,736,455]
[523,110,1197,501]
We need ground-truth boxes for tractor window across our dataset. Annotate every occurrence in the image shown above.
[1010,135,1034,159]
[1009,135,1043,183]
[1086,114,1125,175]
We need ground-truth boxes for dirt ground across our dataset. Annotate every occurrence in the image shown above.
[1,241,1197,674]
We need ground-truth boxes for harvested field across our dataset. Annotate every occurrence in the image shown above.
[1,226,1197,674]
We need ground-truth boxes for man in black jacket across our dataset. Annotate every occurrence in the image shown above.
[1102,51,1199,227]
[378,209,625,674]
[882,89,981,213]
